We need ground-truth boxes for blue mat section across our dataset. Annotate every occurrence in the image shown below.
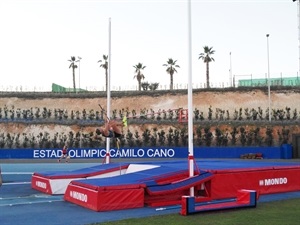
[30,159,300,180]
[34,163,129,178]
[193,159,300,170]
[73,164,188,187]
[147,171,213,194]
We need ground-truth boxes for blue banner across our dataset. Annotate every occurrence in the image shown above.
[0,147,189,159]
[0,145,291,159]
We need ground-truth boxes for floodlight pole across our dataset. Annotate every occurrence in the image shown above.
[78,56,82,91]
[292,0,300,81]
[229,52,232,87]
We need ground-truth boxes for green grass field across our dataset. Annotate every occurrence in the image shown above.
[93,198,300,225]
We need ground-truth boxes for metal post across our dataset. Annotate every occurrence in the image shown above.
[106,18,111,164]
[187,0,194,197]
[229,52,232,87]
[293,0,300,83]
[295,0,300,78]
[78,56,82,91]
[266,34,271,122]
[233,75,235,88]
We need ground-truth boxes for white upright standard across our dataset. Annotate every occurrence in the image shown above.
[187,0,194,197]
[105,18,112,164]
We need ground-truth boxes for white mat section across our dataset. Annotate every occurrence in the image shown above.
[50,169,127,194]
[125,164,160,174]
[51,179,74,194]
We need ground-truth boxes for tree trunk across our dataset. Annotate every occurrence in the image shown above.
[138,79,141,91]
[170,73,174,90]
[206,62,210,88]
[72,67,76,92]
[105,69,108,92]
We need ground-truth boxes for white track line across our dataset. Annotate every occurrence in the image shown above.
[0,195,63,207]
[0,195,62,200]
[2,172,33,174]
[2,182,31,185]
[0,199,63,207]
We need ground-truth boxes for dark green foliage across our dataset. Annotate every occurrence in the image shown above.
[141,82,159,91]
[215,127,223,146]
[293,108,298,119]
[131,109,137,119]
[208,106,213,120]
[141,82,149,91]
[265,127,273,147]
[150,109,155,120]
[156,110,161,121]
[226,110,230,120]
[150,128,158,146]
[158,130,166,146]
[246,129,253,146]
[126,130,135,147]
[222,131,229,146]
[142,129,151,146]
[139,108,147,120]
[277,127,290,145]
[22,133,29,148]
[252,108,258,120]
[173,129,180,146]
[244,108,251,120]
[73,131,81,148]
[194,108,200,120]
[253,127,263,146]
[233,109,238,120]
[0,104,295,149]
[238,108,243,120]
[149,83,159,90]
[215,127,229,147]
[215,108,225,120]
[195,126,203,146]
[134,131,142,147]
[230,126,238,146]
[265,108,270,120]
[112,109,117,119]
[203,127,213,147]
[285,107,291,120]
[258,107,263,120]
[239,127,247,146]
[168,109,174,120]
[167,128,174,146]
[180,126,188,146]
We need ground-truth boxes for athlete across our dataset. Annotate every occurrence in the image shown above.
[96,111,127,140]
[58,144,70,163]
[95,105,127,140]
[95,119,124,139]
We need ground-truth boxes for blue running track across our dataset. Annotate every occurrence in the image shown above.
[1,161,300,225]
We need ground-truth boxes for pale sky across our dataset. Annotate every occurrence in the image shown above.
[0,0,299,91]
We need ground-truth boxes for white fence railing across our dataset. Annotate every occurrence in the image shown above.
[0,82,234,92]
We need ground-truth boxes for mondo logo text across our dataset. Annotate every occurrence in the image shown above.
[259,177,288,186]
[70,191,88,202]
[36,181,47,189]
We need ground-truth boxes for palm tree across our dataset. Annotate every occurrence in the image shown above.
[163,58,180,90]
[198,46,215,88]
[98,55,109,91]
[68,56,78,92]
[133,63,146,91]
